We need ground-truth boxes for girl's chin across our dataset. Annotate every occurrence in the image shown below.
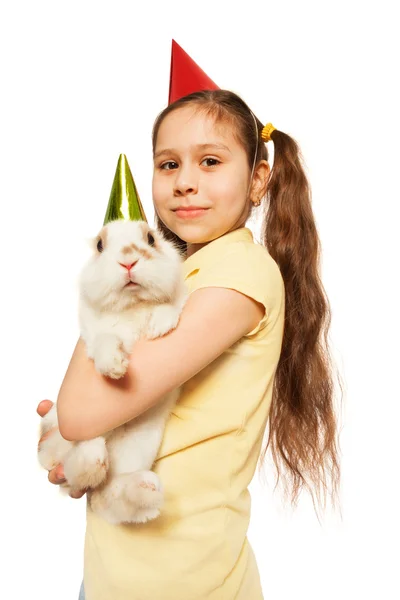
[174,222,210,236]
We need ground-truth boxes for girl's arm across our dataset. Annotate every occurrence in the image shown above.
[57,286,264,442]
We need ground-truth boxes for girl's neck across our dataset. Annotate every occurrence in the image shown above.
[185,241,208,259]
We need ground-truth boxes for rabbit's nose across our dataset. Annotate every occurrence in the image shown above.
[118,261,137,271]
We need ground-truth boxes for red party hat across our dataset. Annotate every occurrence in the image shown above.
[168,39,219,105]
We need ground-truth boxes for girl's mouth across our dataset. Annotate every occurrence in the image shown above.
[175,208,209,219]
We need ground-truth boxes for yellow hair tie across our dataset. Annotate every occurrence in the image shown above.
[261,123,276,142]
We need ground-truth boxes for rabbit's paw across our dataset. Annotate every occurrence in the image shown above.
[88,471,163,525]
[131,506,162,524]
[38,428,74,472]
[126,470,164,522]
[93,341,129,379]
[63,437,109,492]
[146,304,182,340]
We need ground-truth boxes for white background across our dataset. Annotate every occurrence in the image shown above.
[1,1,399,598]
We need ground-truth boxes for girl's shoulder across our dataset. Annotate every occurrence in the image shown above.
[195,238,283,293]
[183,236,284,334]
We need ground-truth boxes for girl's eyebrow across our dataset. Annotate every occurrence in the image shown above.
[154,143,232,160]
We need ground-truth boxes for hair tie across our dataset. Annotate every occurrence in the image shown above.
[261,123,276,142]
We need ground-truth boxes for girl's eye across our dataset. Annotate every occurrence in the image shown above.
[159,161,178,170]
[201,158,220,167]
[159,158,221,170]
[97,238,103,253]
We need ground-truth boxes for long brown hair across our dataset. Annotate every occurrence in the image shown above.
[151,90,344,520]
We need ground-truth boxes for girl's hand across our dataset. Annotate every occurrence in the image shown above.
[37,400,87,499]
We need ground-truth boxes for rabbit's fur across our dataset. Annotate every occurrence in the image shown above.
[38,219,188,524]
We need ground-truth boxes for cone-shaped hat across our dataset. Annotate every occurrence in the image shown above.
[103,154,147,225]
[168,39,219,105]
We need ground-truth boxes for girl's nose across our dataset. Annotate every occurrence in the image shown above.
[174,182,197,196]
[174,169,198,195]
[118,261,137,271]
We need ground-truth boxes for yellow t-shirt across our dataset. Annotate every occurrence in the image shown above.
[83,226,285,600]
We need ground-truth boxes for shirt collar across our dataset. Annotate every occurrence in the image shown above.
[182,227,254,279]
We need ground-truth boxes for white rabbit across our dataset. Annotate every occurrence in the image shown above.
[38,219,188,524]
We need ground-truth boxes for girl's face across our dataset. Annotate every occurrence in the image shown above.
[152,105,253,255]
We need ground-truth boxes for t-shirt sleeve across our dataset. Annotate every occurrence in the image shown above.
[186,244,283,337]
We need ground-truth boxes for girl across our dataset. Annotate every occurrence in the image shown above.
[38,89,342,600]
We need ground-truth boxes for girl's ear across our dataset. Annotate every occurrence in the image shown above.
[252,160,271,201]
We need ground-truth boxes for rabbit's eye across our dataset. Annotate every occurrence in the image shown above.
[147,232,156,247]
[97,238,103,253]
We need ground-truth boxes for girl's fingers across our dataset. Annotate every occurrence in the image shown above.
[48,465,66,485]
[69,488,87,499]
[47,467,86,497]
[38,402,86,498]
[37,400,54,417]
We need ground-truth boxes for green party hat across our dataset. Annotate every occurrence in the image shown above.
[103,154,148,225]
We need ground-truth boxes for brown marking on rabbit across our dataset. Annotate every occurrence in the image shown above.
[100,225,108,246]
[38,219,188,524]
[121,244,136,255]
[139,221,147,238]
[120,243,152,260]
